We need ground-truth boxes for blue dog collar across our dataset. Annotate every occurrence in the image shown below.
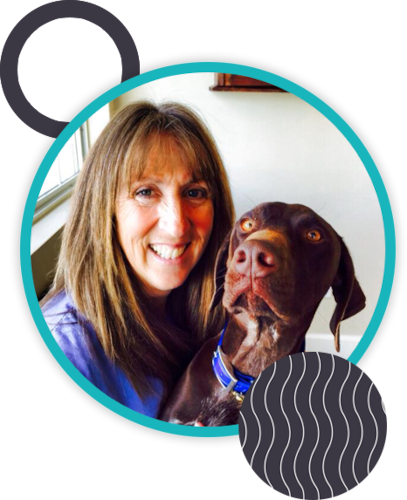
[212,321,255,400]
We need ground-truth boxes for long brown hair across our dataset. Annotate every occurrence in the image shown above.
[42,101,235,399]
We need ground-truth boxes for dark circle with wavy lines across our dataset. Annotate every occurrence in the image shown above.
[239,352,386,499]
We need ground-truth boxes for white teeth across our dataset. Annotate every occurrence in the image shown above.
[150,244,187,260]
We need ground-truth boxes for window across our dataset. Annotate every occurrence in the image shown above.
[34,124,89,223]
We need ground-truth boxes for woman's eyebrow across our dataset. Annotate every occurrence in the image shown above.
[132,175,207,185]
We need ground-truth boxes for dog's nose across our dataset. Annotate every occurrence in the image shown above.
[233,241,276,278]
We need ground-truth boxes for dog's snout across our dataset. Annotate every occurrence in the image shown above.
[233,241,276,278]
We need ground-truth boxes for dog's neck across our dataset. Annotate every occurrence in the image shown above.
[221,311,312,378]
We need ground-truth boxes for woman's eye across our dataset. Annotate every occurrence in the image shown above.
[240,218,254,232]
[306,230,322,241]
[135,188,153,197]
[186,188,207,199]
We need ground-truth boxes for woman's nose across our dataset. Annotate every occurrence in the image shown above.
[158,198,190,237]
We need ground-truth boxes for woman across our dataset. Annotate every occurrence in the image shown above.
[41,101,235,418]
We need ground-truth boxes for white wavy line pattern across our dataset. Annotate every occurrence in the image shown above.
[249,373,263,468]
[279,356,293,497]
[321,355,335,498]
[293,353,306,499]
[338,363,351,492]
[381,399,386,415]
[240,353,386,498]
[264,363,277,489]
[367,383,378,474]
[308,352,321,500]
[240,411,248,451]
[352,372,364,484]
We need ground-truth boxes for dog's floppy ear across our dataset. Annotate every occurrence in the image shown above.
[209,231,232,311]
[330,238,366,352]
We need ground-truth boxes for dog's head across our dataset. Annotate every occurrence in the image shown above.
[211,202,365,351]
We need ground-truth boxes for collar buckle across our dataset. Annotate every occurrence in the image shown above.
[233,391,245,403]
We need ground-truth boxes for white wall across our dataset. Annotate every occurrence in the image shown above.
[88,103,111,145]
[113,73,385,346]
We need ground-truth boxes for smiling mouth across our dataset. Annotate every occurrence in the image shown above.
[149,244,189,260]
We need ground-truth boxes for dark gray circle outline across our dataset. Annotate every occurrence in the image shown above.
[0,0,140,138]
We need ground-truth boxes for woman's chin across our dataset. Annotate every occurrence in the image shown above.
[144,275,188,298]
[147,247,198,287]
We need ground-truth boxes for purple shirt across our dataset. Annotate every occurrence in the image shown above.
[42,291,163,418]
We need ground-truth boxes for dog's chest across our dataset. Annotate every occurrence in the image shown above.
[231,324,284,377]
[168,387,242,426]
[196,388,242,426]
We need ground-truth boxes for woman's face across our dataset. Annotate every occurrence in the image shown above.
[115,141,214,299]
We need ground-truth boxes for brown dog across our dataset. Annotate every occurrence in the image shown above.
[160,202,366,426]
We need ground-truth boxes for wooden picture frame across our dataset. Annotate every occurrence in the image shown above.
[210,73,286,93]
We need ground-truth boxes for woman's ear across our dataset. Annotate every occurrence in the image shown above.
[209,231,232,311]
[330,238,366,352]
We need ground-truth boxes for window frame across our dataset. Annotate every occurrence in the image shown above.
[33,123,90,224]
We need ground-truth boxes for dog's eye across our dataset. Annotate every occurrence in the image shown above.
[240,218,254,232]
[306,230,322,241]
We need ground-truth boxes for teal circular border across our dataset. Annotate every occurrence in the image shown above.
[21,62,396,437]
